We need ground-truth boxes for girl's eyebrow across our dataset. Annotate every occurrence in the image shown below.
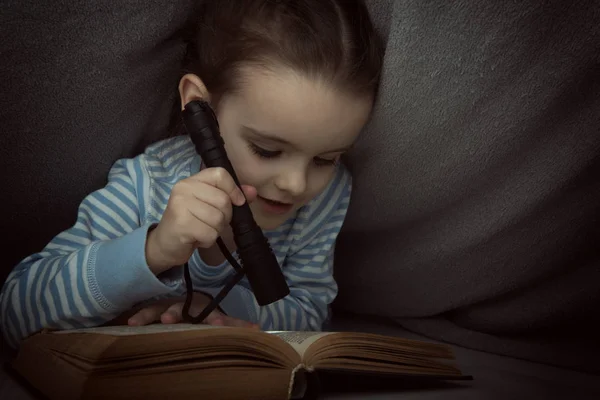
[321,145,351,155]
[243,125,351,154]
[243,126,292,145]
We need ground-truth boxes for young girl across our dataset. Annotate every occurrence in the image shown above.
[0,0,383,348]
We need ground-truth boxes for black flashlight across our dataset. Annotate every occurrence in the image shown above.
[181,100,290,318]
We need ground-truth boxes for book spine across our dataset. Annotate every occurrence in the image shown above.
[288,364,315,400]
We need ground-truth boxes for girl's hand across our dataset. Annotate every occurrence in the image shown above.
[127,293,259,329]
[145,167,257,274]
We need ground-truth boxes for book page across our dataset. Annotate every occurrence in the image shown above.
[267,331,334,358]
[52,323,228,336]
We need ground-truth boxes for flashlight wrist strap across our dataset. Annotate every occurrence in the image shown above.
[182,237,245,324]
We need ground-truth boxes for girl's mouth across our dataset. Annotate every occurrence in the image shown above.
[257,196,293,215]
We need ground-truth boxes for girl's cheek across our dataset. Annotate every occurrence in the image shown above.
[235,154,270,185]
[308,169,338,198]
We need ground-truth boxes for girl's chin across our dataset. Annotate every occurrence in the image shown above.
[249,203,296,231]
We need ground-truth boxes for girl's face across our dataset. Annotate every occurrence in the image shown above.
[180,66,373,230]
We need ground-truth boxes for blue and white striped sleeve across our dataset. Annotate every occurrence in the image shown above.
[0,155,181,348]
[201,167,352,331]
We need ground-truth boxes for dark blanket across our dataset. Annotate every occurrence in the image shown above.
[333,0,600,375]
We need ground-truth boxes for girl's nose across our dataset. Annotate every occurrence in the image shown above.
[274,166,307,197]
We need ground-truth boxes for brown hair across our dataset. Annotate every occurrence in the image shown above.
[170,0,383,134]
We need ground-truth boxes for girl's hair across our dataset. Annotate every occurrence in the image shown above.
[169,0,383,135]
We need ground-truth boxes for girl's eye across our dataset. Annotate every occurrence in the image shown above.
[249,142,338,167]
[249,143,281,158]
[313,157,338,167]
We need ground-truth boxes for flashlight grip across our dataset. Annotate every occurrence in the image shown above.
[182,100,290,306]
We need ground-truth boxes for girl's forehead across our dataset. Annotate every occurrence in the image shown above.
[222,67,373,153]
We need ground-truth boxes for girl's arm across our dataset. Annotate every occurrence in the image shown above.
[0,155,182,348]
[199,167,352,331]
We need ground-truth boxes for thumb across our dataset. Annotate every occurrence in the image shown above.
[241,185,258,203]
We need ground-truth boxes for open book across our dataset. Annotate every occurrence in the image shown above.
[11,323,470,400]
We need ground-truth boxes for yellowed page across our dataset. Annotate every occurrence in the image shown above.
[267,331,334,358]
[53,323,228,336]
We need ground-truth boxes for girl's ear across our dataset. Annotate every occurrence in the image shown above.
[178,74,211,110]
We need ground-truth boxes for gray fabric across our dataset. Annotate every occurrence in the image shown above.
[1,0,599,388]
[333,0,600,374]
[0,0,196,281]
[325,315,600,399]
[364,0,393,42]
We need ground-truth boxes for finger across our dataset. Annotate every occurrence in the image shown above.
[241,185,258,203]
[160,302,184,324]
[183,181,234,224]
[128,304,166,326]
[204,312,227,326]
[184,197,228,233]
[220,315,260,329]
[191,167,246,206]
[161,301,226,325]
